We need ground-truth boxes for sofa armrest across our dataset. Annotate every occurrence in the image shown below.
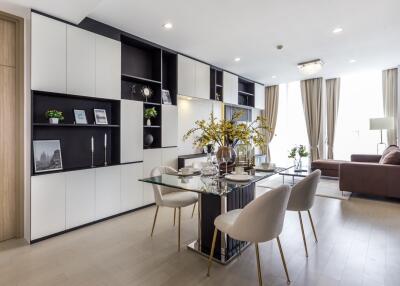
[351,154,381,163]
[340,162,400,198]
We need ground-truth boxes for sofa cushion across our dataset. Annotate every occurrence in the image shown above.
[379,145,400,163]
[381,150,400,165]
[311,160,346,171]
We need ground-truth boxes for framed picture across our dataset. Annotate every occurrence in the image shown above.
[94,109,108,125]
[74,109,87,124]
[33,140,63,173]
[162,89,172,105]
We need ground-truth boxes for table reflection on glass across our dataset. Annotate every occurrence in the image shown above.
[140,167,288,264]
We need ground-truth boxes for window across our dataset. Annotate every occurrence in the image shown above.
[334,71,383,160]
[269,81,308,166]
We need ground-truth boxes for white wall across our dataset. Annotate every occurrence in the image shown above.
[178,98,222,155]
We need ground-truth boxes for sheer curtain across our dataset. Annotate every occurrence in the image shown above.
[269,81,308,166]
[334,71,383,160]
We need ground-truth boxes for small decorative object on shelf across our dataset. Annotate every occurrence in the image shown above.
[104,133,108,166]
[45,109,64,124]
[74,109,87,124]
[144,107,157,126]
[144,133,154,147]
[91,136,94,167]
[33,140,63,173]
[183,110,271,175]
[215,93,221,101]
[94,109,108,125]
[141,85,153,102]
[162,89,172,104]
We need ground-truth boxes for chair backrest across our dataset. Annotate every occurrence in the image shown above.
[287,170,321,211]
[229,185,291,243]
[150,166,177,206]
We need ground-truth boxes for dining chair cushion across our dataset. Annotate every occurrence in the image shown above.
[287,170,321,212]
[162,191,199,208]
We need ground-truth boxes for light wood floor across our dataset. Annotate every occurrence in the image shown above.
[1,187,400,286]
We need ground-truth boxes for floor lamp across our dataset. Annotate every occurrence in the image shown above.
[369,117,394,154]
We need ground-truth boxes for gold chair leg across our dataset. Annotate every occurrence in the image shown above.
[307,210,318,243]
[173,208,176,226]
[277,236,291,284]
[255,243,263,286]
[178,207,181,252]
[207,227,218,277]
[298,211,308,257]
[151,206,159,237]
[191,202,196,218]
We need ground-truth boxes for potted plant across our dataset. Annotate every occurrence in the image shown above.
[45,109,64,124]
[297,145,309,171]
[144,107,157,126]
[288,146,298,167]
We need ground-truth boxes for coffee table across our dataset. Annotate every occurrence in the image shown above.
[279,166,310,185]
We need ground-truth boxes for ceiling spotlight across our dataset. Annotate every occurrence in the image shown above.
[276,45,284,50]
[297,59,324,75]
[234,57,241,62]
[349,59,356,63]
[332,27,343,34]
[163,22,173,29]
[271,75,277,79]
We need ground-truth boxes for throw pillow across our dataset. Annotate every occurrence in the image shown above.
[381,150,400,165]
[379,145,400,164]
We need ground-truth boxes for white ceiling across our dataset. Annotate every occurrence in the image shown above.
[3,0,400,84]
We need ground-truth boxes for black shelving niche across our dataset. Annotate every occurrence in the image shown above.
[238,78,255,108]
[31,90,121,174]
[210,68,223,102]
[161,50,177,105]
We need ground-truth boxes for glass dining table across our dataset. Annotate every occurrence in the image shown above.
[140,167,289,264]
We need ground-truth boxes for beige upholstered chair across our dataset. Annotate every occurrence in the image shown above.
[207,185,292,286]
[287,170,321,257]
[150,166,198,251]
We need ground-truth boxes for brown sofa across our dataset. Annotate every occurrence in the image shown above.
[339,152,400,199]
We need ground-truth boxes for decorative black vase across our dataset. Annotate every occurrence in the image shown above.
[144,133,154,147]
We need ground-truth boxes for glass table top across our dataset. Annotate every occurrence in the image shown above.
[139,167,289,196]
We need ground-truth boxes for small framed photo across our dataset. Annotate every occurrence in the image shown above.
[94,109,108,125]
[162,89,172,105]
[74,109,87,124]
[33,140,63,173]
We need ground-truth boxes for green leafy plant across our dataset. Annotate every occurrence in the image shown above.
[288,147,297,159]
[144,107,157,119]
[298,145,309,158]
[45,109,64,121]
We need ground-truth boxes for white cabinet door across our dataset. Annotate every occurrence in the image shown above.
[65,169,96,229]
[31,173,66,240]
[31,13,67,93]
[95,166,121,219]
[178,55,196,97]
[95,35,121,100]
[162,147,178,170]
[223,72,238,105]
[161,105,178,147]
[195,61,210,100]
[143,149,162,205]
[121,163,143,211]
[67,26,96,97]
[121,100,143,163]
[254,83,265,110]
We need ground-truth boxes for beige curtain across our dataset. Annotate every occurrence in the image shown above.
[262,85,279,162]
[326,78,340,159]
[382,68,398,145]
[300,78,323,161]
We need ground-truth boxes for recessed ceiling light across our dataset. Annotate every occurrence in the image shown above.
[163,22,173,29]
[186,97,192,100]
[332,27,343,34]
[349,59,356,63]
[272,75,277,79]
[234,57,241,62]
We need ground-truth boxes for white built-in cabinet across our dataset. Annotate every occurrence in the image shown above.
[177,55,210,99]
[31,173,66,240]
[65,169,96,229]
[223,72,238,105]
[31,13,67,93]
[31,12,121,99]
[121,100,143,163]
[67,26,96,97]
[254,83,265,110]
[121,163,143,212]
[142,149,162,205]
[162,147,178,170]
[161,105,178,147]
[95,166,121,220]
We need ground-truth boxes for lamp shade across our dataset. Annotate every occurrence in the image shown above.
[369,117,394,130]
